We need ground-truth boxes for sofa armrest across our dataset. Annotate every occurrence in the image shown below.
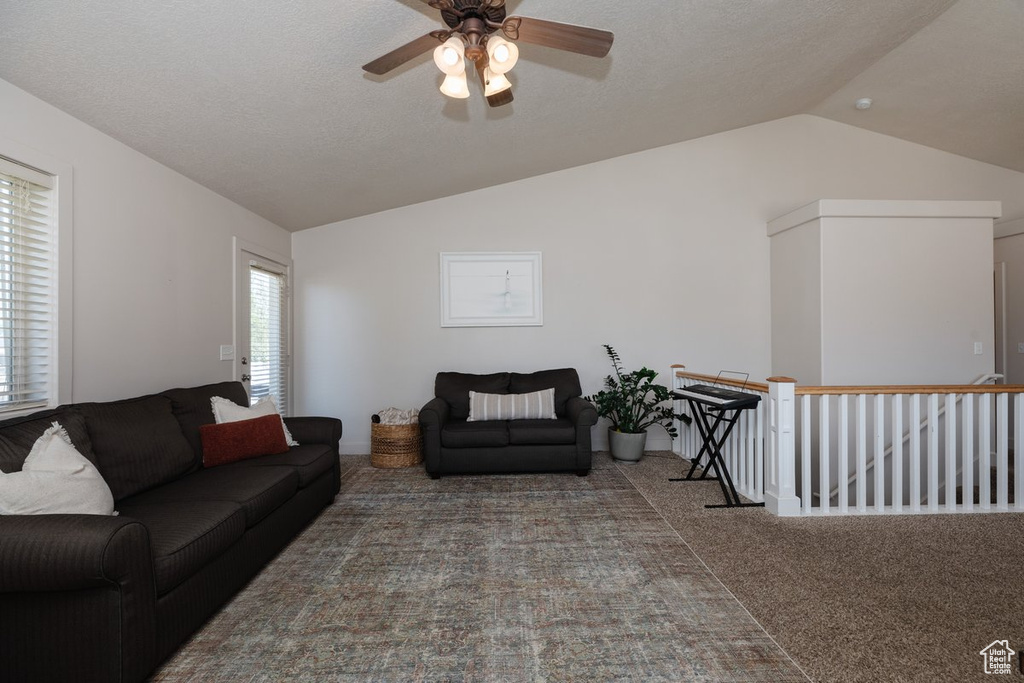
[284,416,343,450]
[418,397,450,427]
[565,396,598,427]
[0,514,159,682]
[0,514,153,592]
[419,398,450,475]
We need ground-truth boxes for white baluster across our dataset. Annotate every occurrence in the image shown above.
[892,394,903,513]
[819,395,830,514]
[755,397,764,501]
[997,392,1008,509]
[910,395,921,513]
[856,394,867,513]
[1016,394,1023,510]
[962,394,974,512]
[839,395,849,514]
[945,393,957,512]
[928,393,939,512]
[875,394,885,512]
[980,394,991,510]
[802,394,812,514]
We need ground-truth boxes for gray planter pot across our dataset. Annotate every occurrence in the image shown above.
[608,428,647,463]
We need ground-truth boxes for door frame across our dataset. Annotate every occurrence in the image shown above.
[233,237,293,409]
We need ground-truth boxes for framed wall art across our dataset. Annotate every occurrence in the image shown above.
[440,252,543,327]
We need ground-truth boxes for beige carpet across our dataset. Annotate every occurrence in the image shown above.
[615,451,1024,682]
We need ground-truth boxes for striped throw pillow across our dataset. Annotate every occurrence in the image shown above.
[467,388,556,421]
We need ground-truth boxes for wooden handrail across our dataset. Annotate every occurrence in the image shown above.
[793,384,1024,396]
[673,370,769,393]
[675,368,1022,396]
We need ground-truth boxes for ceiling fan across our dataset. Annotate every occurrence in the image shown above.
[362,0,614,107]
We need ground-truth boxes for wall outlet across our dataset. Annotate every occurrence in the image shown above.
[974,342,983,355]
[219,344,235,361]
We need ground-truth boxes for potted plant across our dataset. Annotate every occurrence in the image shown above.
[588,345,687,463]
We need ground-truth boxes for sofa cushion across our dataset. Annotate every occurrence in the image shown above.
[119,464,298,528]
[467,388,556,422]
[0,422,116,516]
[200,414,290,468]
[507,418,578,445]
[162,381,249,466]
[0,409,94,473]
[441,419,509,448]
[509,369,582,417]
[233,443,336,487]
[435,372,510,420]
[116,499,246,595]
[76,395,197,501]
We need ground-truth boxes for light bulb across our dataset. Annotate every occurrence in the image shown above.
[486,36,519,75]
[440,72,469,99]
[484,68,511,96]
[433,37,465,76]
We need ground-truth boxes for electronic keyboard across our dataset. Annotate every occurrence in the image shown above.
[672,384,760,410]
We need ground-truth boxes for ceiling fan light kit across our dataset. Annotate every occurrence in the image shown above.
[440,72,470,98]
[362,0,613,108]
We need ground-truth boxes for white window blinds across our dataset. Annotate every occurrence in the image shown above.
[0,157,56,413]
[249,262,289,413]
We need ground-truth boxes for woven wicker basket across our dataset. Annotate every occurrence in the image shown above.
[370,422,423,468]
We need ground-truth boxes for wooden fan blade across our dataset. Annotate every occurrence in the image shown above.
[502,16,613,58]
[421,0,454,10]
[486,87,513,108]
[362,33,445,75]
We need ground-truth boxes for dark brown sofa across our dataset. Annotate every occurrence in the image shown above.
[419,368,597,477]
[0,381,341,683]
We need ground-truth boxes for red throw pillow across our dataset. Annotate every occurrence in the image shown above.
[200,414,290,467]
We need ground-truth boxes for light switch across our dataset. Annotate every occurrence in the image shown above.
[974,342,983,355]
[1018,342,1024,354]
[219,344,235,361]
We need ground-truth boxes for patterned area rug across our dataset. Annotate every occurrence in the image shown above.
[153,455,806,682]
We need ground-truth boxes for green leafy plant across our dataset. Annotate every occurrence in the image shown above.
[587,345,688,436]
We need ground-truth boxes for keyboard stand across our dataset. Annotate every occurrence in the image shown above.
[669,394,765,509]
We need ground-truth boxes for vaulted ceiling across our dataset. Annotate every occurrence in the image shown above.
[1,0,1020,231]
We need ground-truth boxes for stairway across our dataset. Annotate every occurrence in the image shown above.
[955,461,1016,505]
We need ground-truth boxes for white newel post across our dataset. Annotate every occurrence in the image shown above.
[766,377,801,516]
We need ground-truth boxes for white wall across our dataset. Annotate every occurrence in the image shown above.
[994,218,1024,384]
[821,215,995,385]
[293,115,1024,454]
[0,77,291,401]
[770,220,823,384]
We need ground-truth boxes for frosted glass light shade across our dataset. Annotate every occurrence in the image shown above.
[486,36,519,75]
[433,37,465,76]
[439,72,470,99]
[483,68,511,96]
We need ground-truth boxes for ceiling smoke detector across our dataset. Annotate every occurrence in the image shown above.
[855,97,873,110]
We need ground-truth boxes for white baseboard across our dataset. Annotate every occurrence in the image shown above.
[340,441,371,455]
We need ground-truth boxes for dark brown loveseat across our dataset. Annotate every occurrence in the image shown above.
[419,368,597,477]
[0,381,342,683]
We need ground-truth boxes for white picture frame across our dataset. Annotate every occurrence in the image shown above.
[440,252,543,327]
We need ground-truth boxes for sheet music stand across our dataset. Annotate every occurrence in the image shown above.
[669,372,765,509]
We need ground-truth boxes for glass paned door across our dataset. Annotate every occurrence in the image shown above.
[238,248,291,413]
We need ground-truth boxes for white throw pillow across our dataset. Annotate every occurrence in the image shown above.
[210,395,299,446]
[467,388,557,422]
[0,422,116,516]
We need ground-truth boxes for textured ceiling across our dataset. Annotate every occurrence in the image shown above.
[0,0,1020,232]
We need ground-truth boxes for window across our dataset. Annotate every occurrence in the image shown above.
[248,259,290,412]
[0,156,59,414]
